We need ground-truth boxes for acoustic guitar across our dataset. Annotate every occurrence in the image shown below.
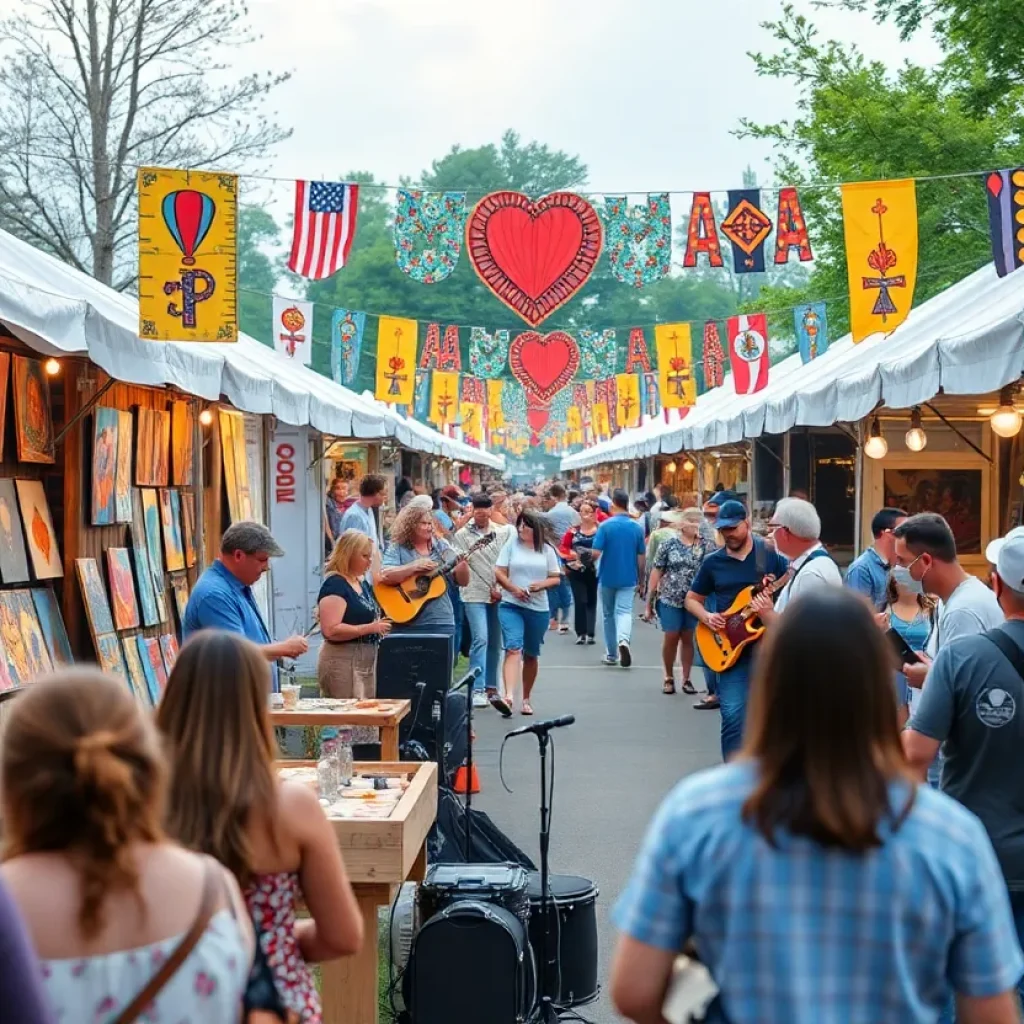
[694,568,794,673]
[373,534,495,624]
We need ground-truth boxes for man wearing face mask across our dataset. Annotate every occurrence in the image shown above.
[845,507,907,610]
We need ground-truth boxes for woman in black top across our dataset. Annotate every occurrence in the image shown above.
[317,530,392,744]
[558,500,600,645]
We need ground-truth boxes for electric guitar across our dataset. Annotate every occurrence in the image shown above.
[373,534,496,624]
[694,568,794,672]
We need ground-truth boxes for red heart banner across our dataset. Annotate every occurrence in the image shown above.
[467,191,603,327]
[509,330,580,403]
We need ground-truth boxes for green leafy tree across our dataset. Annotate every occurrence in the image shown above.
[237,205,281,344]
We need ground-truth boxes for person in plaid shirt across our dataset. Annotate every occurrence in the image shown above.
[611,588,1023,1024]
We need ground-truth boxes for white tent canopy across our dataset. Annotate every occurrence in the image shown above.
[0,228,503,469]
[562,263,1024,470]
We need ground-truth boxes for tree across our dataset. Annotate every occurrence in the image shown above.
[0,0,290,288]
[237,205,280,344]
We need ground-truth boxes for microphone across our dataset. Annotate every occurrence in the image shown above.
[506,714,576,738]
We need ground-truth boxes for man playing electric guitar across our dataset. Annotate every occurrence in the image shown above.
[685,500,787,761]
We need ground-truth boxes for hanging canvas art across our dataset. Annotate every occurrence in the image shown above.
[624,328,652,374]
[12,589,52,679]
[794,302,829,364]
[181,491,197,567]
[218,409,252,523]
[468,327,510,379]
[159,633,179,673]
[272,296,314,366]
[95,632,127,678]
[135,408,171,486]
[394,189,466,284]
[135,634,161,704]
[15,479,62,579]
[602,194,672,288]
[115,410,133,521]
[92,407,119,525]
[330,309,366,387]
[131,489,161,626]
[0,591,31,687]
[159,489,186,572]
[615,373,642,429]
[0,353,10,462]
[121,638,153,706]
[579,330,617,381]
[106,547,141,630]
[171,401,194,486]
[144,636,169,694]
[31,588,73,665]
[0,478,30,584]
[76,557,116,640]
[153,409,171,487]
[170,573,190,629]
[12,356,55,464]
[466,191,604,327]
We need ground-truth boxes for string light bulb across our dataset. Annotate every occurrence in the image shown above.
[990,386,1023,438]
[863,416,888,460]
[199,408,213,427]
[666,459,677,473]
[44,357,60,376]
[682,458,695,473]
[905,407,928,452]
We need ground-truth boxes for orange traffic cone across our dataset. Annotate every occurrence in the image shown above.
[452,762,480,794]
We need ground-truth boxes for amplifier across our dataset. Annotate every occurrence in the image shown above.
[418,863,531,930]
[377,633,452,761]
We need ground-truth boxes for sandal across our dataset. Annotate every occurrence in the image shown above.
[521,701,534,716]
[662,678,676,695]
[681,679,697,695]
[558,624,569,635]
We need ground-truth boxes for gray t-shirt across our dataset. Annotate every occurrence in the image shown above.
[936,575,1004,647]
[545,501,580,540]
[381,539,455,633]
[496,538,561,613]
[909,618,1024,886]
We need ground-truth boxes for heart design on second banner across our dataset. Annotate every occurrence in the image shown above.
[509,330,580,403]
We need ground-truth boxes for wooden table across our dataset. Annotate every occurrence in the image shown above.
[269,698,411,761]
[277,760,437,1024]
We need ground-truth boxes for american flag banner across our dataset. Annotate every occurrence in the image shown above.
[288,180,359,279]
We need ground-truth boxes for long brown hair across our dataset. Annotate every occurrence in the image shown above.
[885,573,938,615]
[741,589,914,852]
[1,669,166,938]
[156,630,279,884]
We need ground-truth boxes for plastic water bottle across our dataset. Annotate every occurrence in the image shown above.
[334,729,354,787]
[317,738,340,805]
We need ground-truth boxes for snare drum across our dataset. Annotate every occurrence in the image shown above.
[527,872,599,1007]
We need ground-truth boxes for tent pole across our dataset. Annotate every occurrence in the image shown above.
[782,431,791,496]
[853,420,864,558]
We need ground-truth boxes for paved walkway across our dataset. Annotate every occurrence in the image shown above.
[473,604,721,1023]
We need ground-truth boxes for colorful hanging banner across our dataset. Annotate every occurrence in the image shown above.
[773,187,814,264]
[137,168,238,342]
[595,378,618,434]
[682,192,724,268]
[985,169,1024,277]
[642,372,661,417]
[461,375,485,404]
[469,327,511,379]
[460,401,484,443]
[486,379,504,429]
[393,189,466,284]
[272,296,313,366]
[579,329,617,380]
[615,373,641,429]
[288,180,359,280]
[419,323,462,370]
[624,328,652,373]
[794,302,828,364]
[702,321,726,390]
[429,372,460,427]
[566,405,583,445]
[330,308,366,386]
[655,323,697,408]
[375,316,417,404]
[413,368,430,420]
[841,179,918,343]
[721,190,772,274]
[602,193,672,289]
[727,313,770,395]
[592,397,611,440]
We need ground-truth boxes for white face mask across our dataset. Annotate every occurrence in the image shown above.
[891,563,924,595]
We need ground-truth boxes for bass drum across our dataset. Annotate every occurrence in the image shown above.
[527,873,599,1007]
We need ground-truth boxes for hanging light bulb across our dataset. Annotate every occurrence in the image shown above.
[199,408,214,427]
[863,416,888,460]
[43,357,61,376]
[990,386,1023,438]
[666,459,677,473]
[905,407,928,452]
[682,458,695,473]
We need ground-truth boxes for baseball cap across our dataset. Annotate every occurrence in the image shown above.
[986,525,1024,571]
[713,499,748,530]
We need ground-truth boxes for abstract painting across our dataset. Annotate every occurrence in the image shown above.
[181,491,197,567]
[0,591,30,687]
[0,478,30,584]
[106,547,140,630]
[130,489,161,626]
[170,573,190,629]
[115,410,133,522]
[172,401,194,486]
[135,634,161,705]
[95,632,127,679]
[884,468,983,554]
[91,407,119,525]
[31,588,73,665]
[76,556,115,639]
[135,408,155,485]
[141,488,169,622]
[16,479,63,579]
[121,638,152,705]
[159,488,185,572]
[144,636,168,696]
[0,353,10,462]
[153,409,171,487]
[13,589,52,679]
[220,409,252,522]
[12,356,54,464]
[159,632,179,673]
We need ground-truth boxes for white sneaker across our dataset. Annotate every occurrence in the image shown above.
[472,692,488,709]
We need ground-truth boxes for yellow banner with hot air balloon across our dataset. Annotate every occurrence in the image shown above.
[138,168,238,342]
[655,323,697,408]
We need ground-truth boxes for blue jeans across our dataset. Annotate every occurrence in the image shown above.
[497,602,548,657]
[464,602,501,692]
[718,659,752,760]
[548,575,572,622]
[449,584,464,661]
[600,585,635,659]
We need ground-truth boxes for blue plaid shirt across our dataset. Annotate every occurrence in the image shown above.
[614,761,1023,1024]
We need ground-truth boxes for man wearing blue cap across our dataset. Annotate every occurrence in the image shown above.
[685,498,788,759]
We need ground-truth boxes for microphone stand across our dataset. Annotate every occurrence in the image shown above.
[449,667,481,861]
[534,726,558,1024]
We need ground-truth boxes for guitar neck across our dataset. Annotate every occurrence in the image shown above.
[739,572,792,620]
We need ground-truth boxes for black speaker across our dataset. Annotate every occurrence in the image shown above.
[377,633,453,760]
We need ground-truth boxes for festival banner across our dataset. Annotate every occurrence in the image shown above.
[592,397,611,440]
[375,316,417,404]
[413,369,430,420]
[727,313,770,395]
[272,296,313,366]
[615,373,641,429]
[985,169,1024,277]
[624,328,652,373]
[703,321,726,389]
[655,323,697,409]
[460,401,484,444]
[138,168,238,342]
[579,329,617,380]
[794,302,828,364]
[419,323,462,370]
[721,190,772,274]
[841,179,918,343]
[595,378,617,434]
[566,405,583,445]
[393,189,466,284]
[486,379,504,430]
[642,372,661,418]
[330,308,366,386]
[461,376,485,404]
[469,327,510,378]
[429,371,460,427]
[682,192,724,268]
[602,193,672,288]
[773,187,814,264]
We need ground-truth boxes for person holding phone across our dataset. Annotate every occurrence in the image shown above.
[884,570,937,726]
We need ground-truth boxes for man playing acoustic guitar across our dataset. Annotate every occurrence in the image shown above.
[685,500,787,761]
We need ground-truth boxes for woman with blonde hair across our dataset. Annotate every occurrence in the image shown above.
[158,630,362,1023]
[1,668,253,1021]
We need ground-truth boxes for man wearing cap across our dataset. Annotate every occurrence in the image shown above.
[903,528,1024,1002]
[183,521,309,687]
[685,499,787,759]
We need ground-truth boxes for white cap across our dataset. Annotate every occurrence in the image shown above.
[988,529,1024,591]
[985,526,1024,565]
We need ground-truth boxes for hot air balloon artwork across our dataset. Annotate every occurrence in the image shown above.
[138,167,239,342]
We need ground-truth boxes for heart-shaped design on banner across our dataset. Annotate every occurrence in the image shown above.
[467,191,604,327]
[509,330,580,403]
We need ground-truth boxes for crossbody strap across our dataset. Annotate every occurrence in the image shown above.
[983,628,1024,681]
[112,858,221,1024]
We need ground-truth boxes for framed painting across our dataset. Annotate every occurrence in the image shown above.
[220,409,240,523]
[95,632,127,679]
[144,636,168,696]
[170,573,190,628]
[0,352,11,462]
[153,409,171,488]
[159,488,185,572]
[75,556,115,639]
[106,547,140,630]
[135,634,161,705]
[233,414,253,520]
[172,401,194,486]
[140,488,165,577]
[115,410,133,522]
[91,407,119,525]
[159,632,179,674]
[121,637,152,705]
[31,588,73,665]
[130,489,161,626]
[181,491,197,567]
[0,478,31,583]
[15,479,63,579]
[13,589,52,679]
[12,356,54,464]
[135,408,155,485]
[0,591,30,687]
[884,468,984,555]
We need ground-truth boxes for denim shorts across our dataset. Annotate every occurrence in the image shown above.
[657,600,695,633]
[498,602,548,658]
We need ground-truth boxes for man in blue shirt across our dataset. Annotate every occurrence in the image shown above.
[845,506,906,610]
[686,500,788,760]
[183,521,308,689]
[593,489,646,668]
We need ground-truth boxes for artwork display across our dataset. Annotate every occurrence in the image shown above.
[131,489,161,627]
[135,634,161,705]
[0,478,31,583]
[76,557,116,639]
[115,410,133,521]
[12,356,54,464]
[106,548,141,630]
[31,588,73,665]
[219,409,252,523]
[144,636,169,695]
[159,489,186,572]
[159,633,179,673]
[181,491,197,567]
[136,408,171,486]
[91,407,119,525]
[170,573,190,627]
[15,479,63,579]
[171,401,194,485]
[0,591,30,687]
[95,633,127,679]
[0,353,10,461]
[13,589,52,679]
[884,469,983,554]
[120,638,151,705]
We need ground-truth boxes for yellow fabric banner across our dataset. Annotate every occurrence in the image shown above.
[841,179,918,343]
[655,323,696,408]
[592,400,611,440]
[615,373,641,429]
[429,371,460,427]
[566,406,583,446]
[486,379,504,429]
[375,317,418,404]
[138,168,238,342]
[460,401,484,443]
